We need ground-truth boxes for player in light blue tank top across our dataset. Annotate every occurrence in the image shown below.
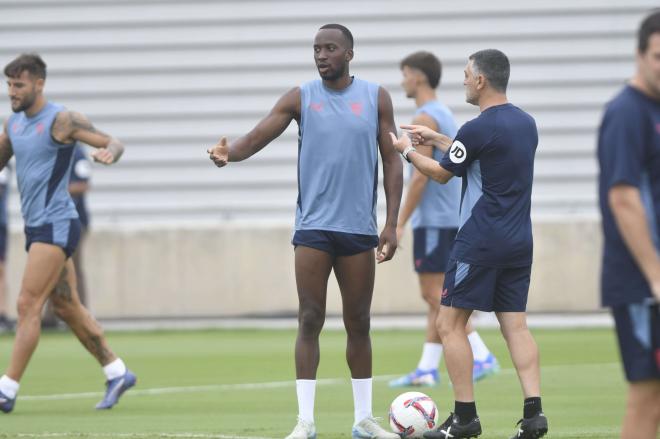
[208,25,403,438]
[389,52,498,391]
[0,54,136,414]
[297,77,380,235]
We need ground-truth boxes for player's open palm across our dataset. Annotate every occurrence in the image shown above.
[208,136,229,168]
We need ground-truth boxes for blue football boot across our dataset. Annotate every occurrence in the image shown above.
[473,354,500,382]
[389,368,439,387]
[0,389,16,413]
[95,370,137,410]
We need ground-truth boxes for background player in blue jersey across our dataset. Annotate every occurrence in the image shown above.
[0,167,12,332]
[597,11,660,439]
[391,49,547,439]
[0,54,136,413]
[208,24,402,439]
[389,51,499,389]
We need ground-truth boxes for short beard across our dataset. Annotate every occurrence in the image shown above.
[320,64,346,81]
[12,94,35,113]
[466,95,478,106]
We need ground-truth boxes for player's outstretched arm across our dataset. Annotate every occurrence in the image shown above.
[208,87,300,168]
[396,114,438,243]
[389,131,454,184]
[376,86,403,263]
[400,124,452,153]
[52,111,124,165]
[0,121,14,171]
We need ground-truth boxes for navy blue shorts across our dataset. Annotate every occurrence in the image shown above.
[441,259,531,312]
[611,302,660,382]
[413,227,457,273]
[25,219,81,259]
[292,229,379,257]
[0,223,7,262]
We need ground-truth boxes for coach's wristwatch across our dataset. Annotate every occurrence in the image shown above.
[401,146,416,163]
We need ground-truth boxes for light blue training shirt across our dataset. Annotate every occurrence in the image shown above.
[410,100,461,229]
[296,77,380,235]
[7,102,78,227]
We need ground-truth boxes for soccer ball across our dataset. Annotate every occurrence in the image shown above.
[389,391,439,438]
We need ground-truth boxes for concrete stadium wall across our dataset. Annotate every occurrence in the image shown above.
[5,220,602,318]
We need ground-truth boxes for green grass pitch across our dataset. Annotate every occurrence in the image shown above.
[0,327,625,438]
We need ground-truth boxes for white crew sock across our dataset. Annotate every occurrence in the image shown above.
[0,375,19,399]
[296,379,316,423]
[102,358,127,380]
[417,342,443,371]
[468,331,491,362]
[351,378,373,424]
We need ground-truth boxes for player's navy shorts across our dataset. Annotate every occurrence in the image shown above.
[611,301,660,382]
[413,227,457,273]
[24,219,81,259]
[292,229,379,257]
[441,259,531,312]
[0,223,7,262]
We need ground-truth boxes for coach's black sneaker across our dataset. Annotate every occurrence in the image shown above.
[423,413,481,438]
[510,412,548,439]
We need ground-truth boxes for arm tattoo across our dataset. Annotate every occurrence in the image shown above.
[106,138,124,162]
[53,111,110,143]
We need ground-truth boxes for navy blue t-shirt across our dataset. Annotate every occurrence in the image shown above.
[598,85,660,307]
[440,103,537,268]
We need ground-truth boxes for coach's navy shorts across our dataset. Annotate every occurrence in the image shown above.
[441,259,531,312]
[25,219,81,259]
[0,223,7,262]
[611,301,660,382]
[292,229,379,257]
[413,227,457,273]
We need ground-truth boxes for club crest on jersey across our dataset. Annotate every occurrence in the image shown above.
[449,140,467,164]
[350,102,363,117]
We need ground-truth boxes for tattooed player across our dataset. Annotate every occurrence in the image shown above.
[0,53,136,413]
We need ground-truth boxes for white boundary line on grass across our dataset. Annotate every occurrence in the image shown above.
[20,376,399,401]
[19,362,619,402]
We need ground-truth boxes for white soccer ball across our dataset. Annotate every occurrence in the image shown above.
[389,391,439,438]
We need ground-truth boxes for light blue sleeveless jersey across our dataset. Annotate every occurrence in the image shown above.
[410,101,461,229]
[296,78,380,235]
[7,102,78,227]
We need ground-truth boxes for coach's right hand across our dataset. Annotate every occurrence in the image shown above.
[208,137,229,168]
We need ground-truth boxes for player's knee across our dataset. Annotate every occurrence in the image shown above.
[298,306,325,337]
[344,311,370,338]
[16,292,41,317]
[421,290,440,307]
[499,320,528,342]
[436,318,452,340]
